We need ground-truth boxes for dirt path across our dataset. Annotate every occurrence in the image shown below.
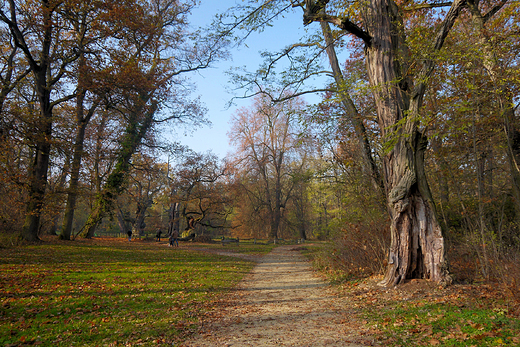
[181,245,372,347]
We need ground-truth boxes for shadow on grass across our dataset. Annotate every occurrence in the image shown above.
[0,239,256,346]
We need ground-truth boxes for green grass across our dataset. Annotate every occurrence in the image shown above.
[0,238,257,346]
[366,297,520,346]
[197,239,278,255]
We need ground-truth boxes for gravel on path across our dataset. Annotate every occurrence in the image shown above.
[181,245,371,347]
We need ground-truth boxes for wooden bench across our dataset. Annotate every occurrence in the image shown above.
[221,238,239,245]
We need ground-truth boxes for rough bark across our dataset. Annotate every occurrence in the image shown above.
[22,133,51,241]
[304,0,464,285]
[363,0,459,286]
[21,82,52,242]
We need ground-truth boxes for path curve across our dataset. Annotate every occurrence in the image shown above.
[182,245,369,347]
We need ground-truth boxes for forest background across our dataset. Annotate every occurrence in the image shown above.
[0,0,519,291]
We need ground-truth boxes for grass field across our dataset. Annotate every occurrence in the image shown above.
[0,238,272,346]
[4,238,519,346]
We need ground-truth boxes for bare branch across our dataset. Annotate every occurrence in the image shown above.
[301,0,372,46]
[403,2,453,11]
[411,0,466,109]
[483,0,509,23]
[231,86,332,105]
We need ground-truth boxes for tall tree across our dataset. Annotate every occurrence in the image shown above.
[59,0,108,240]
[81,0,220,238]
[300,0,466,285]
[1,0,80,241]
[229,93,307,240]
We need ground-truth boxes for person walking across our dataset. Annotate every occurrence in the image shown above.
[127,229,132,242]
[169,228,179,247]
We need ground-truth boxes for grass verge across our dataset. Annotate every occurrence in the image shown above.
[362,283,520,346]
[304,242,520,347]
[0,238,258,346]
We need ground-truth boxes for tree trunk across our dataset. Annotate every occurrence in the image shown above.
[60,119,87,240]
[61,90,98,240]
[269,164,283,240]
[22,138,51,242]
[116,206,131,236]
[320,21,384,196]
[48,153,71,236]
[60,47,99,240]
[363,0,453,286]
[378,131,449,286]
[18,2,56,242]
[168,202,180,236]
[294,186,307,240]
[133,199,152,237]
[21,74,52,242]
[269,207,281,240]
[81,100,157,238]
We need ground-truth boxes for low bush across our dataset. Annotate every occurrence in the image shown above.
[307,220,389,284]
[193,235,214,243]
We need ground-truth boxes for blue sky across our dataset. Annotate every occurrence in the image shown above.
[177,1,317,158]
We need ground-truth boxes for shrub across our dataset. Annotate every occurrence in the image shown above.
[193,235,214,243]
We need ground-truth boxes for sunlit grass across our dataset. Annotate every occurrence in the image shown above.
[195,238,278,255]
[0,239,256,346]
[367,297,520,346]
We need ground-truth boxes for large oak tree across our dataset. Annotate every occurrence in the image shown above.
[222,0,480,285]
[299,0,467,286]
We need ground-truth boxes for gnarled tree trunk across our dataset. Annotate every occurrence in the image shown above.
[361,0,461,286]
[303,0,463,285]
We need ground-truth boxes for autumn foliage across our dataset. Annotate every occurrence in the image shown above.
[0,0,519,299]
